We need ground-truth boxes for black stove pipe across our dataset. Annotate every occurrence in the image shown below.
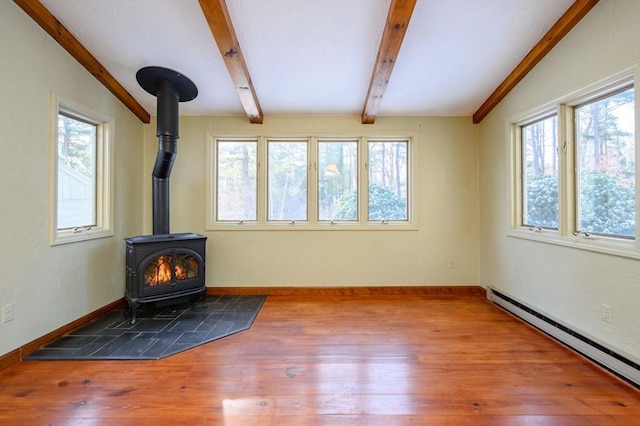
[152,79,179,235]
[136,66,198,235]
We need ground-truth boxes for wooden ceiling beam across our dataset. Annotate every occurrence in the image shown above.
[198,0,263,124]
[361,0,417,124]
[13,0,151,123]
[472,0,600,124]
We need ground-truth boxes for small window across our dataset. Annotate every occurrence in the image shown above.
[318,140,358,221]
[267,140,308,222]
[57,113,97,229]
[575,87,635,239]
[215,139,257,221]
[522,114,559,229]
[52,99,113,245]
[368,140,408,221]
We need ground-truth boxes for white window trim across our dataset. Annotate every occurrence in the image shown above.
[50,94,114,245]
[206,131,418,231]
[507,66,640,259]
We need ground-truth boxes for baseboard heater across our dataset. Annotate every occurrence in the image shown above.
[488,287,639,388]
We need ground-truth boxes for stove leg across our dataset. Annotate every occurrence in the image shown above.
[127,300,139,325]
[202,288,207,309]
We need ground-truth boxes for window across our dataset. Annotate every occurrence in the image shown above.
[368,140,408,221]
[318,139,358,221]
[575,87,635,239]
[216,139,257,221]
[51,99,113,245]
[267,140,308,222]
[522,114,559,229]
[207,135,414,229]
[57,112,97,229]
[509,70,637,258]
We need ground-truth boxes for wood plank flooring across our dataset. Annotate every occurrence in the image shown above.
[1,294,638,425]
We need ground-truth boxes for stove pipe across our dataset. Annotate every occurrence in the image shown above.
[136,67,198,234]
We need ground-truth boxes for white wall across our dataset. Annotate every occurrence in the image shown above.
[478,0,640,359]
[0,2,144,357]
[142,115,479,287]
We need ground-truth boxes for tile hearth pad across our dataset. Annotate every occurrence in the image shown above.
[25,295,266,360]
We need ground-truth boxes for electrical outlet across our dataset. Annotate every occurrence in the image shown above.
[601,304,612,323]
[2,304,14,323]
[447,259,455,269]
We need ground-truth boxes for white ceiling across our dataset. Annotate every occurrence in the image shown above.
[39,0,574,118]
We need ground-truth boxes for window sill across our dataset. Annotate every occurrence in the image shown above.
[51,227,114,246]
[507,227,639,260]
[206,222,418,231]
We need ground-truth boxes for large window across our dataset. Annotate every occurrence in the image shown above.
[510,72,637,258]
[52,99,113,245]
[575,87,635,239]
[208,135,413,229]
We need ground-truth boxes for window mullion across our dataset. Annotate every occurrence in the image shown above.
[558,104,575,236]
[257,136,267,225]
[308,137,318,225]
[360,137,368,224]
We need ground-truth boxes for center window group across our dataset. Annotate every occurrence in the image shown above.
[208,136,411,228]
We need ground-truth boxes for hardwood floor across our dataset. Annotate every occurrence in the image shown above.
[1,294,638,425]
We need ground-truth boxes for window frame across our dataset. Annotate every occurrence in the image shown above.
[206,132,417,231]
[507,67,639,259]
[50,95,114,245]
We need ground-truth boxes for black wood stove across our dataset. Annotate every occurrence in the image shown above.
[125,233,206,324]
[125,67,206,324]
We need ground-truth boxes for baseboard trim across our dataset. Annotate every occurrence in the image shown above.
[488,287,640,389]
[0,298,125,372]
[207,285,487,297]
[0,348,21,372]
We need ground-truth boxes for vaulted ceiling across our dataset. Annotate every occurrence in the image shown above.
[15,0,599,124]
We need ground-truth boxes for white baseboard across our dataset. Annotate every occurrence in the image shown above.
[488,287,639,388]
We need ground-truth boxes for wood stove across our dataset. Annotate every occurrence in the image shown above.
[125,233,206,324]
[124,67,206,324]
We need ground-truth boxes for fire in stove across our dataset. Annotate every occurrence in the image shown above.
[144,254,199,286]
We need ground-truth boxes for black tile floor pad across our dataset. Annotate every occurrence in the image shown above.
[25,295,266,360]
